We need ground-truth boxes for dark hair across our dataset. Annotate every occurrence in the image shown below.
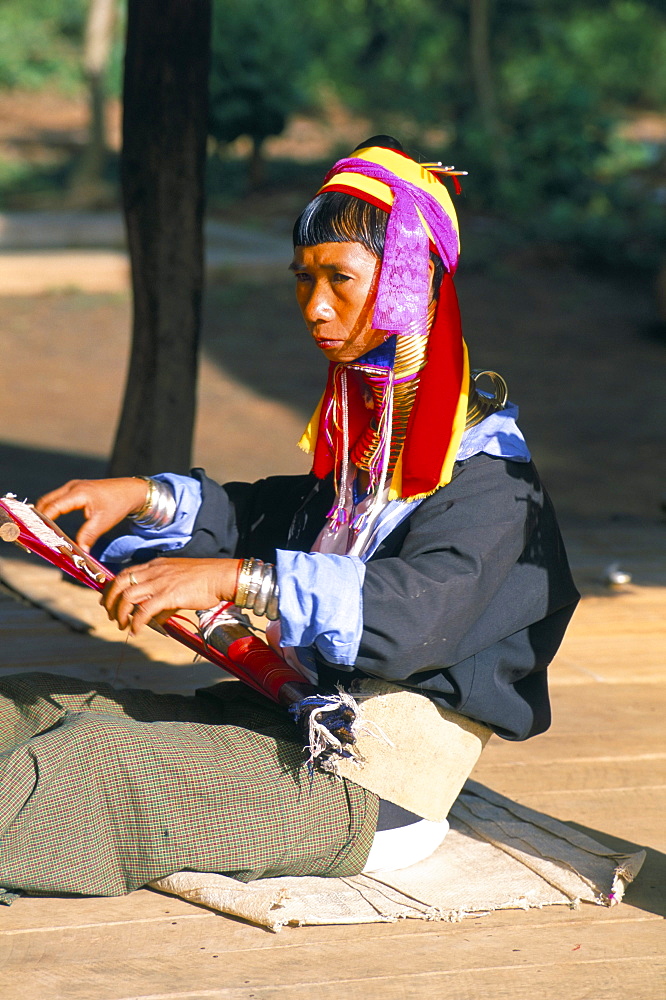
[293,190,387,257]
[293,191,445,291]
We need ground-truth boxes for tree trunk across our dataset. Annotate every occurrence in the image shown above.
[110,0,212,476]
[469,0,508,177]
[69,0,116,202]
[248,136,265,190]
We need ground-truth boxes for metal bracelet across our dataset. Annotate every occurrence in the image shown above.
[233,559,279,618]
[253,563,275,617]
[244,559,265,610]
[129,477,177,529]
[265,581,280,621]
[131,477,155,520]
[235,557,255,608]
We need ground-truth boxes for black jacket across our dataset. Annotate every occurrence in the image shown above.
[174,454,579,742]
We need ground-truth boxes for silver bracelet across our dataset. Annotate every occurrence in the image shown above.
[253,564,275,617]
[265,581,280,621]
[235,557,256,608]
[244,559,265,610]
[234,559,279,619]
[129,477,177,529]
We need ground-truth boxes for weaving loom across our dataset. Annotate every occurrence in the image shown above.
[0,495,362,767]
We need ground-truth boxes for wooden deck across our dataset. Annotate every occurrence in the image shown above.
[1,522,664,1000]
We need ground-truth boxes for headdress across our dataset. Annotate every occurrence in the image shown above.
[298,140,469,512]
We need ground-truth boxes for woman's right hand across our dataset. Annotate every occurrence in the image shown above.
[36,477,150,552]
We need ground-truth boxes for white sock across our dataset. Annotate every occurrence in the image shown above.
[362,817,449,873]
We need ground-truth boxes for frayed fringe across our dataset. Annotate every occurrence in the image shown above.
[289,685,393,776]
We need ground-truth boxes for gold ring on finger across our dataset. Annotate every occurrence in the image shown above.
[129,572,138,586]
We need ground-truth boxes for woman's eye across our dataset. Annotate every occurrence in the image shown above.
[332,273,351,283]
[293,272,312,283]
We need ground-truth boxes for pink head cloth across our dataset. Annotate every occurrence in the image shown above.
[321,156,460,337]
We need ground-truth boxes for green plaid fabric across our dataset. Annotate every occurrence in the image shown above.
[0,673,378,897]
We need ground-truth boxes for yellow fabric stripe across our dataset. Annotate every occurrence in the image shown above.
[297,392,324,455]
[319,145,460,250]
[387,447,404,500]
[440,338,470,482]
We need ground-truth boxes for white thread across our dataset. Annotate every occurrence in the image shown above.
[197,601,253,641]
[1,496,71,552]
[354,370,394,546]
[329,367,351,532]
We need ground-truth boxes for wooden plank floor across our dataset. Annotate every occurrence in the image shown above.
[0,536,664,1000]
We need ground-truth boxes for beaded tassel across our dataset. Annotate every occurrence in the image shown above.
[326,367,351,532]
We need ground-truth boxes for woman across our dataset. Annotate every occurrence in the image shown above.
[0,138,578,898]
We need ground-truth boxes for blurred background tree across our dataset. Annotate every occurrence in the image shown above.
[299,0,666,268]
[0,0,664,267]
[69,0,118,202]
[208,0,304,189]
[110,0,211,476]
[0,0,88,91]
[0,0,124,204]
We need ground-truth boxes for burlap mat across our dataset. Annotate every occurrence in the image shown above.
[151,781,645,932]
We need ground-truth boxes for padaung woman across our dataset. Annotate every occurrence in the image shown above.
[0,137,579,897]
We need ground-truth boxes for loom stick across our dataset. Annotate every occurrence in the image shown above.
[0,495,362,765]
[0,495,307,703]
[0,510,20,542]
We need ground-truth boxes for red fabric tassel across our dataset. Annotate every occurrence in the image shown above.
[400,274,465,498]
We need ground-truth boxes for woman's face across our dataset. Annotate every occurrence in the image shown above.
[290,241,386,363]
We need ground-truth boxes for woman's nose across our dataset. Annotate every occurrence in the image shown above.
[303,283,335,323]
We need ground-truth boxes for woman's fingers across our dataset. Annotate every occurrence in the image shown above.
[102,569,147,628]
[127,596,169,635]
[36,480,87,520]
[101,558,240,636]
[101,576,131,629]
[76,511,114,553]
[36,477,149,553]
[102,562,182,634]
[36,481,102,552]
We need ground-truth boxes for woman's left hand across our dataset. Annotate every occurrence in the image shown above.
[102,557,240,635]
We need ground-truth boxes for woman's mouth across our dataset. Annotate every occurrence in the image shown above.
[314,337,343,350]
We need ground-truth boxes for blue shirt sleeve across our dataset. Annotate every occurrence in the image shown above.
[100,473,202,564]
[276,549,366,666]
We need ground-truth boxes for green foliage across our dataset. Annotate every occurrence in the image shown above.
[302,0,463,127]
[563,2,666,110]
[208,0,304,147]
[0,0,87,91]
[1,0,664,267]
[300,0,666,267]
[481,3,666,265]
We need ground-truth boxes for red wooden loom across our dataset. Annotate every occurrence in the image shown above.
[0,495,312,706]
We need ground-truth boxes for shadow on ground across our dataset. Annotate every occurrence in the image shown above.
[202,278,322,419]
[565,820,665,919]
[0,440,106,540]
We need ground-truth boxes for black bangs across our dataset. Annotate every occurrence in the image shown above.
[292,188,445,293]
[292,191,388,257]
